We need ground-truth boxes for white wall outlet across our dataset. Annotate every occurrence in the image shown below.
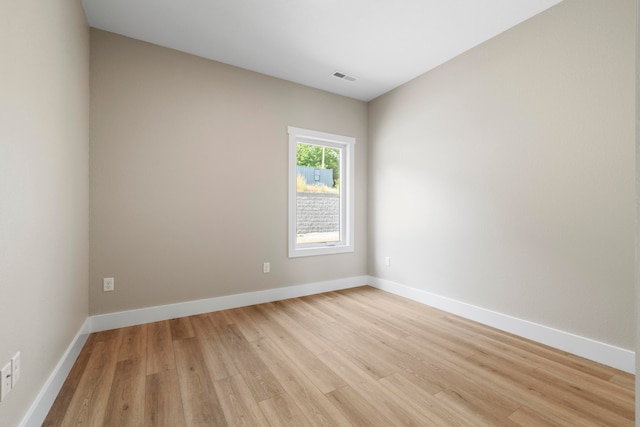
[263,262,270,273]
[385,256,391,267]
[11,352,21,388]
[0,362,11,402]
[103,277,115,292]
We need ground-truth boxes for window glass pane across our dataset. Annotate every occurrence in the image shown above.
[295,143,341,245]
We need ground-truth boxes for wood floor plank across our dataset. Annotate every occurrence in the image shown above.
[386,332,524,417]
[253,302,337,355]
[528,366,634,425]
[330,289,418,334]
[216,322,285,402]
[433,389,520,427]
[466,348,626,426]
[358,291,478,341]
[104,358,146,426]
[280,296,337,324]
[471,331,634,408]
[326,385,394,427]
[326,331,399,380]
[337,288,478,350]
[145,369,187,427]
[173,337,228,426]
[317,349,436,426]
[508,405,572,427]
[118,323,148,362]
[169,316,195,341]
[190,314,238,381]
[532,364,634,418]
[206,310,233,329]
[374,344,445,396]
[147,320,175,375]
[378,373,467,427]
[213,374,271,426]
[467,335,634,425]
[448,314,619,380]
[248,302,346,393]
[323,291,409,340]
[267,298,349,346]
[58,329,122,426]
[252,337,352,427]
[401,324,479,360]
[610,372,635,390]
[224,307,268,342]
[42,334,97,426]
[45,286,636,426]
[259,393,311,427]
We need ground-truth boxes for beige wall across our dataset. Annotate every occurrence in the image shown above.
[635,0,639,418]
[369,0,635,350]
[0,0,89,425]
[89,30,368,315]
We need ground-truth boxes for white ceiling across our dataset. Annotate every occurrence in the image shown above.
[82,0,563,102]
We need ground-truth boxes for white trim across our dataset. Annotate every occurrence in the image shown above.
[91,276,368,332]
[287,126,355,145]
[19,318,91,427]
[367,276,635,374]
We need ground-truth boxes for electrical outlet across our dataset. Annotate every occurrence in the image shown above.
[263,262,270,273]
[385,256,391,267]
[103,277,115,292]
[0,362,11,402]
[11,352,21,388]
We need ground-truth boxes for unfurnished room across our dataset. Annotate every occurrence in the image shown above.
[1,0,638,426]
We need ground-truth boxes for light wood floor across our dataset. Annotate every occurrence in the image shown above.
[44,286,634,426]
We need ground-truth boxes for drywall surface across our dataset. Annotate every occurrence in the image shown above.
[0,0,89,425]
[368,0,635,350]
[635,0,639,417]
[89,30,368,315]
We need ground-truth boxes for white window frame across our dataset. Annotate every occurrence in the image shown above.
[288,126,355,258]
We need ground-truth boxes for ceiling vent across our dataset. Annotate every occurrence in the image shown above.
[332,71,357,82]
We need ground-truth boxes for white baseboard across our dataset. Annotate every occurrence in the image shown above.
[367,276,635,374]
[90,275,369,332]
[19,318,91,427]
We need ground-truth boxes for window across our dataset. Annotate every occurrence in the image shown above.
[288,126,355,257]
